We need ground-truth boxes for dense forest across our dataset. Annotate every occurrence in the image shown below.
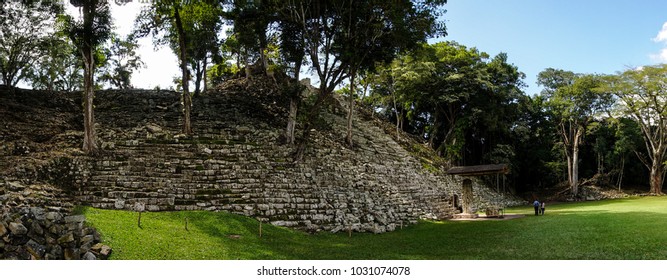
[1,0,665,197]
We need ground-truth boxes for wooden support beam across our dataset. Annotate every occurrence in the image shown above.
[446,164,509,176]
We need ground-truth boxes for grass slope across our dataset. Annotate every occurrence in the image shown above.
[78,196,667,260]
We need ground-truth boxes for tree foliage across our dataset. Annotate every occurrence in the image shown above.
[0,1,56,86]
[26,35,83,91]
[538,70,613,195]
[368,42,524,168]
[603,65,667,194]
[98,33,144,89]
[276,0,447,161]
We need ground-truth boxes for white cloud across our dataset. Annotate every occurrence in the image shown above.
[650,48,667,63]
[650,22,667,63]
[653,22,667,43]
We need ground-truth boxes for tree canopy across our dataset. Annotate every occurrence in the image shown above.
[0,1,57,86]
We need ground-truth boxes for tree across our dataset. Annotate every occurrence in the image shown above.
[277,16,306,145]
[60,0,112,154]
[538,69,613,196]
[206,37,238,87]
[338,0,442,147]
[586,118,643,191]
[26,35,84,91]
[604,65,667,194]
[134,0,199,135]
[98,33,144,89]
[227,0,277,76]
[180,2,224,95]
[0,1,55,86]
[466,52,525,167]
[611,118,643,190]
[369,49,435,138]
[420,42,490,162]
[510,94,561,193]
[280,0,446,161]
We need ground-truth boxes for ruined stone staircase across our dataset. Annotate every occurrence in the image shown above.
[1,79,523,233]
[67,86,462,233]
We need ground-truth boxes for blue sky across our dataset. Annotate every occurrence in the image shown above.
[438,0,667,95]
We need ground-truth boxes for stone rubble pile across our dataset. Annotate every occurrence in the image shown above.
[0,206,111,260]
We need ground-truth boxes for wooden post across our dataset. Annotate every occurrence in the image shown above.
[185,217,189,231]
[259,220,263,238]
[135,202,145,229]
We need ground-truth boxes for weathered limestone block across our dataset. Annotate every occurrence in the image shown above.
[57,233,75,245]
[8,222,28,235]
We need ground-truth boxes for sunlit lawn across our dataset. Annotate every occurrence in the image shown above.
[78,196,667,260]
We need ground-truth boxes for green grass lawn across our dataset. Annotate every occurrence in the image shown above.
[78,196,667,260]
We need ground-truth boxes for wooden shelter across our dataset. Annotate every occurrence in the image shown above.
[446,164,509,219]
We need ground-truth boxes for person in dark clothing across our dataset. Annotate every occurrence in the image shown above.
[533,200,540,216]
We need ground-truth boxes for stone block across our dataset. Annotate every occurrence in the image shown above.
[82,251,97,260]
[57,233,75,244]
[31,221,44,236]
[8,222,28,235]
[30,207,46,221]
[114,199,126,209]
[81,234,95,244]
[25,239,46,259]
[64,248,79,260]
[64,215,86,223]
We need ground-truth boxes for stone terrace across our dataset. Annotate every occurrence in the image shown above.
[1,79,524,234]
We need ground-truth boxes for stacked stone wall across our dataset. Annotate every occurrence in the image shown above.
[68,89,523,233]
[1,86,524,235]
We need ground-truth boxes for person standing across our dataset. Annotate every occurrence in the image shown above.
[533,200,540,216]
[541,201,546,215]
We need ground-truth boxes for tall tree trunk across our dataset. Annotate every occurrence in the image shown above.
[429,113,439,150]
[81,4,97,154]
[572,139,580,196]
[398,108,404,131]
[285,62,302,146]
[202,57,208,94]
[565,153,573,188]
[294,88,329,162]
[618,156,625,191]
[649,154,664,194]
[194,61,202,97]
[345,72,355,147]
[286,98,298,145]
[570,127,583,196]
[82,46,97,154]
[392,93,400,137]
[174,5,192,135]
[245,52,252,78]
